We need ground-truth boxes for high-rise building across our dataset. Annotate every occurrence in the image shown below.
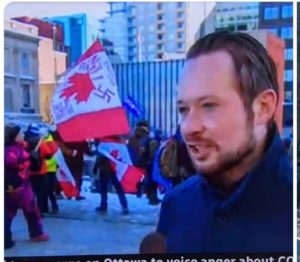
[215,2,259,31]
[99,3,130,62]
[259,2,293,103]
[101,2,215,62]
[45,14,101,65]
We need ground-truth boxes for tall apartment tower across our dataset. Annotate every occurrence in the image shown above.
[45,14,100,66]
[101,2,215,62]
[215,2,259,31]
[259,2,293,102]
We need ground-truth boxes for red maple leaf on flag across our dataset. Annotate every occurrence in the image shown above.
[60,73,95,103]
[110,149,122,172]
[111,150,121,160]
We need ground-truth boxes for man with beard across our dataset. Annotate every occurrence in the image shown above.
[156,31,292,253]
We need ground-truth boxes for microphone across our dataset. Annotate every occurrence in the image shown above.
[139,232,167,254]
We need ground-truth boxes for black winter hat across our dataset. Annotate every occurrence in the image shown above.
[5,124,21,146]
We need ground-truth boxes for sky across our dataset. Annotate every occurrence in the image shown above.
[4,1,109,20]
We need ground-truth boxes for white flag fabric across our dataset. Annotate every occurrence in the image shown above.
[51,40,130,142]
[98,141,145,193]
[54,149,79,198]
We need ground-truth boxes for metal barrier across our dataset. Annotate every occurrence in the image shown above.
[113,59,185,136]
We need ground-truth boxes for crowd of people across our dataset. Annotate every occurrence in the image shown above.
[4,120,195,250]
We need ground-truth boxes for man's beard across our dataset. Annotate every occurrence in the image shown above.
[191,124,256,178]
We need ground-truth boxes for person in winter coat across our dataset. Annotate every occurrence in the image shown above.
[127,121,150,167]
[5,124,49,248]
[93,142,129,215]
[157,31,292,253]
[44,133,59,213]
[25,123,57,214]
[141,129,162,205]
[52,131,90,200]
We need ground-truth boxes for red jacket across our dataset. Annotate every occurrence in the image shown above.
[29,140,57,176]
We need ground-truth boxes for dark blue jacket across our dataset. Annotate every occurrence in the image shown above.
[157,129,293,253]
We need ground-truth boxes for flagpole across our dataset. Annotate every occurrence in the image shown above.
[50,25,57,124]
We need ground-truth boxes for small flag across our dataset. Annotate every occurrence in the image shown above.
[98,141,145,193]
[123,95,142,117]
[54,149,79,198]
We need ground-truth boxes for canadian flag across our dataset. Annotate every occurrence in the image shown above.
[54,149,79,198]
[51,40,130,142]
[98,141,145,193]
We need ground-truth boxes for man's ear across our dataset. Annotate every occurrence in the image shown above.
[252,89,277,125]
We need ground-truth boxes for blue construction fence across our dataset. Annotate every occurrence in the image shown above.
[113,59,185,137]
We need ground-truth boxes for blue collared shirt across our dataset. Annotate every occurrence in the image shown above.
[157,129,293,253]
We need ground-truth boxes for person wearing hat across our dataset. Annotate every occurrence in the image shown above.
[24,123,57,213]
[4,124,49,248]
[128,121,150,167]
[127,121,150,197]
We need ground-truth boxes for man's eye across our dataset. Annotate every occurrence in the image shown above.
[202,103,217,109]
[178,106,189,114]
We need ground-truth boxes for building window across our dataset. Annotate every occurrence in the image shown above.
[285,91,292,101]
[268,28,278,36]
[158,14,163,21]
[177,32,183,38]
[177,11,184,18]
[158,3,163,10]
[22,84,31,108]
[157,24,164,30]
[282,5,292,18]
[5,88,13,112]
[20,52,30,75]
[158,34,163,40]
[177,22,184,28]
[157,44,163,51]
[237,24,247,31]
[71,18,82,26]
[4,47,12,73]
[284,69,293,82]
[177,42,183,49]
[285,48,293,61]
[281,27,293,39]
[177,2,184,8]
[264,7,279,20]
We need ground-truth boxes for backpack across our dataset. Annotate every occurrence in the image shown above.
[29,150,42,171]
[26,136,43,172]
[159,138,178,178]
[139,138,158,170]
